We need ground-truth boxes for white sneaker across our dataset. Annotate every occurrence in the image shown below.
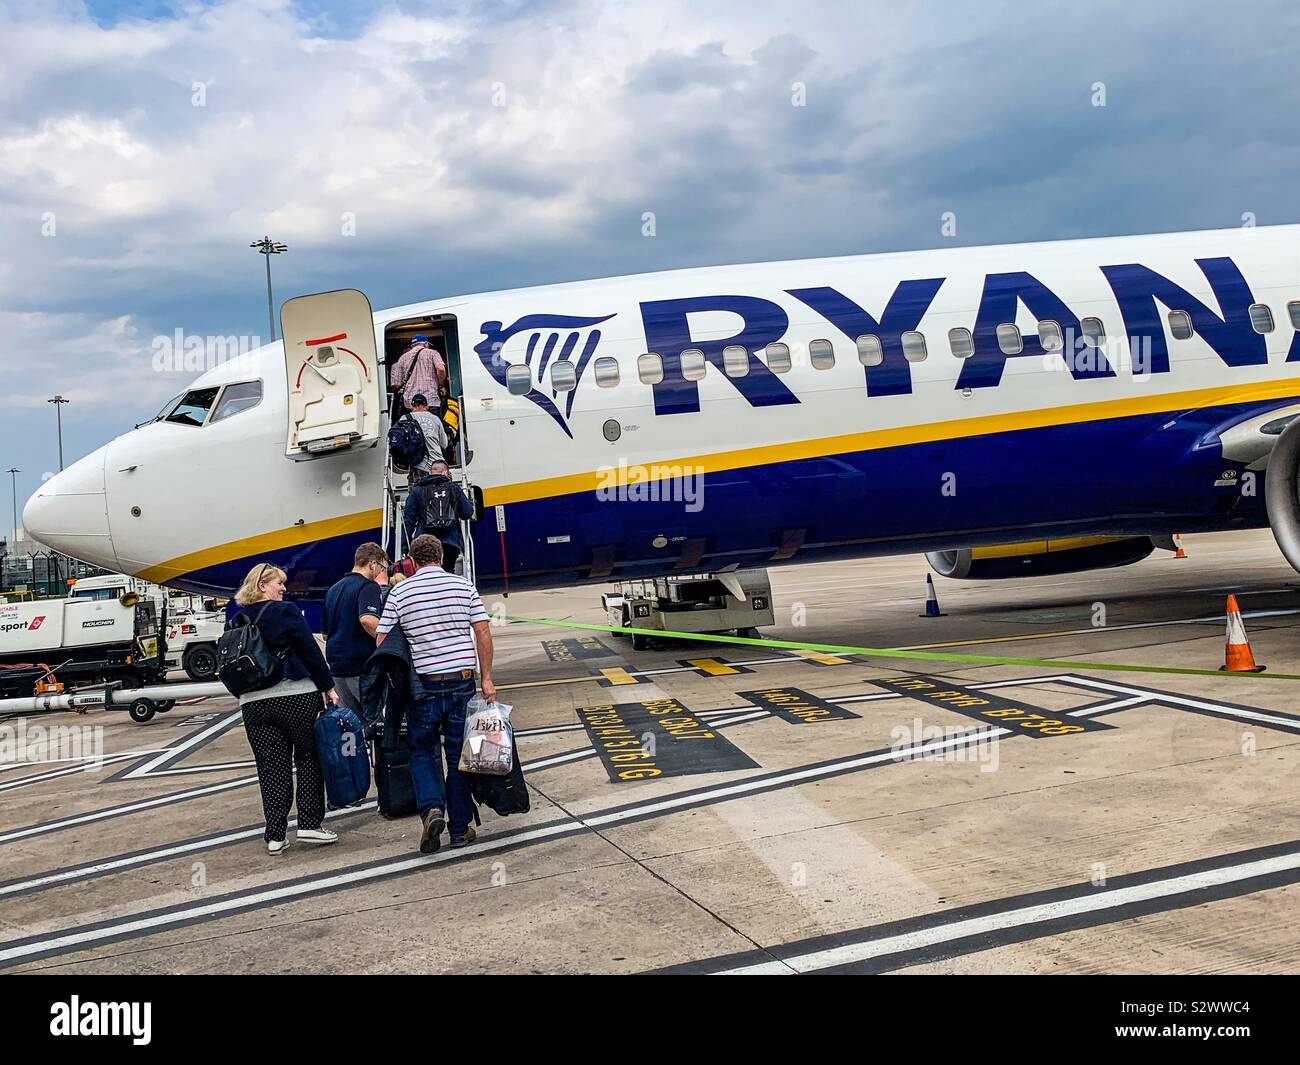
[268,838,290,855]
[297,828,338,845]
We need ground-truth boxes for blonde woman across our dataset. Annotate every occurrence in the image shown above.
[230,563,341,855]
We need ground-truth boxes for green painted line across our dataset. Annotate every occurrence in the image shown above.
[504,615,1300,682]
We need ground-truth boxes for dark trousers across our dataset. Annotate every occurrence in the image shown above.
[242,690,326,841]
[407,675,476,835]
[442,544,461,573]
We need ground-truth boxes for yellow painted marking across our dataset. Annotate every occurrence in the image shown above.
[598,667,641,685]
[897,629,1083,650]
[788,648,852,665]
[687,658,742,676]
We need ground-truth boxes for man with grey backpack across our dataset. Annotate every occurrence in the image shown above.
[403,459,474,572]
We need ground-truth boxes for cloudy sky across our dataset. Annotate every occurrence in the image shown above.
[2,0,1299,535]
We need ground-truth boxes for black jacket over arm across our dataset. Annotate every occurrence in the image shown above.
[359,622,422,745]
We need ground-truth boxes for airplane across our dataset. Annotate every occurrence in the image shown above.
[24,223,1300,625]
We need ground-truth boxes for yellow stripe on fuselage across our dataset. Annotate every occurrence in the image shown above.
[138,509,384,584]
[146,377,1300,582]
[479,376,1300,507]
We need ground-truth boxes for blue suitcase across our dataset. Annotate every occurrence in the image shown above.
[314,705,371,809]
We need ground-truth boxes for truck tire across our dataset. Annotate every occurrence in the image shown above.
[128,698,157,724]
[631,630,650,651]
[183,644,218,681]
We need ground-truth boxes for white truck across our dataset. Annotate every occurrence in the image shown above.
[0,592,166,705]
[69,574,224,680]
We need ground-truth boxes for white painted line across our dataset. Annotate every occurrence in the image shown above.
[0,751,153,794]
[0,819,581,967]
[0,729,1001,966]
[1060,674,1300,731]
[120,711,242,780]
[585,728,1007,830]
[715,850,1300,974]
[0,802,377,900]
[0,776,258,846]
[0,749,167,774]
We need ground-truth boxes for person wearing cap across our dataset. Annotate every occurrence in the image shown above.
[407,393,449,473]
[392,334,447,414]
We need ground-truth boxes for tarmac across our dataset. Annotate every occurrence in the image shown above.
[2,529,1298,974]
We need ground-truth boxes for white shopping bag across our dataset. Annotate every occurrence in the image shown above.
[460,695,514,775]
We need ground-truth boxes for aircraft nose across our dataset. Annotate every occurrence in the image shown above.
[21,446,121,571]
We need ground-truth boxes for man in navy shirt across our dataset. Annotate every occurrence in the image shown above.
[323,542,389,713]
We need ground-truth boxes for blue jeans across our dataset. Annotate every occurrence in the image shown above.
[407,675,476,835]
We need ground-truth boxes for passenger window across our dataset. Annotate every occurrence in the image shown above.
[210,381,264,424]
[680,348,707,381]
[764,342,791,373]
[165,387,220,427]
[1249,303,1275,334]
[506,364,532,395]
[1080,317,1106,345]
[1168,310,1193,340]
[593,356,620,388]
[809,339,835,370]
[637,353,664,385]
[550,360,577,392]
[722,344,750,378]
[996,324,1022,355]
[1289,301,1300,330]
[1038,320,1063,353]
[948,327,974,358]
[856,335,884,367]
[901,330,927,362]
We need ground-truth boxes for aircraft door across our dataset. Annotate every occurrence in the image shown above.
[281,289,382,460]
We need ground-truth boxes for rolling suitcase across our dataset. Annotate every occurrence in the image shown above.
[371,722,418,818]
[314,705,371,809]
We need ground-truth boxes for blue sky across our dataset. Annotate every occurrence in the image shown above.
[2,0,1300,537]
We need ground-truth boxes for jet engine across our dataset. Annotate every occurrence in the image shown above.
[925,536,1157,580]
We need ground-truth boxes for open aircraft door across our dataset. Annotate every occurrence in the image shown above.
[281,289,383,460]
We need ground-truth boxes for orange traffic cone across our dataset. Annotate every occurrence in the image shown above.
[1173,533,1187,559]
[1220,595,1265,672]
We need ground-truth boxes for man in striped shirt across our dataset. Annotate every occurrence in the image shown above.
[376,534,495,852]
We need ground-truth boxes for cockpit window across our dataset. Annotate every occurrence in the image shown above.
[165,387,220,427]
[211,381,264,423]
[154,394,183,422]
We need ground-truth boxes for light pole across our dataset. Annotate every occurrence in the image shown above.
[6,468,17,539]
[48,395,69,471]
[250,236,288,343]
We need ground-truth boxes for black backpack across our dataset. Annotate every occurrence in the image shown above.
[216,602,286,696]
[468,738,530,816]
[387,415,428,469]
[423,476,457,532]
